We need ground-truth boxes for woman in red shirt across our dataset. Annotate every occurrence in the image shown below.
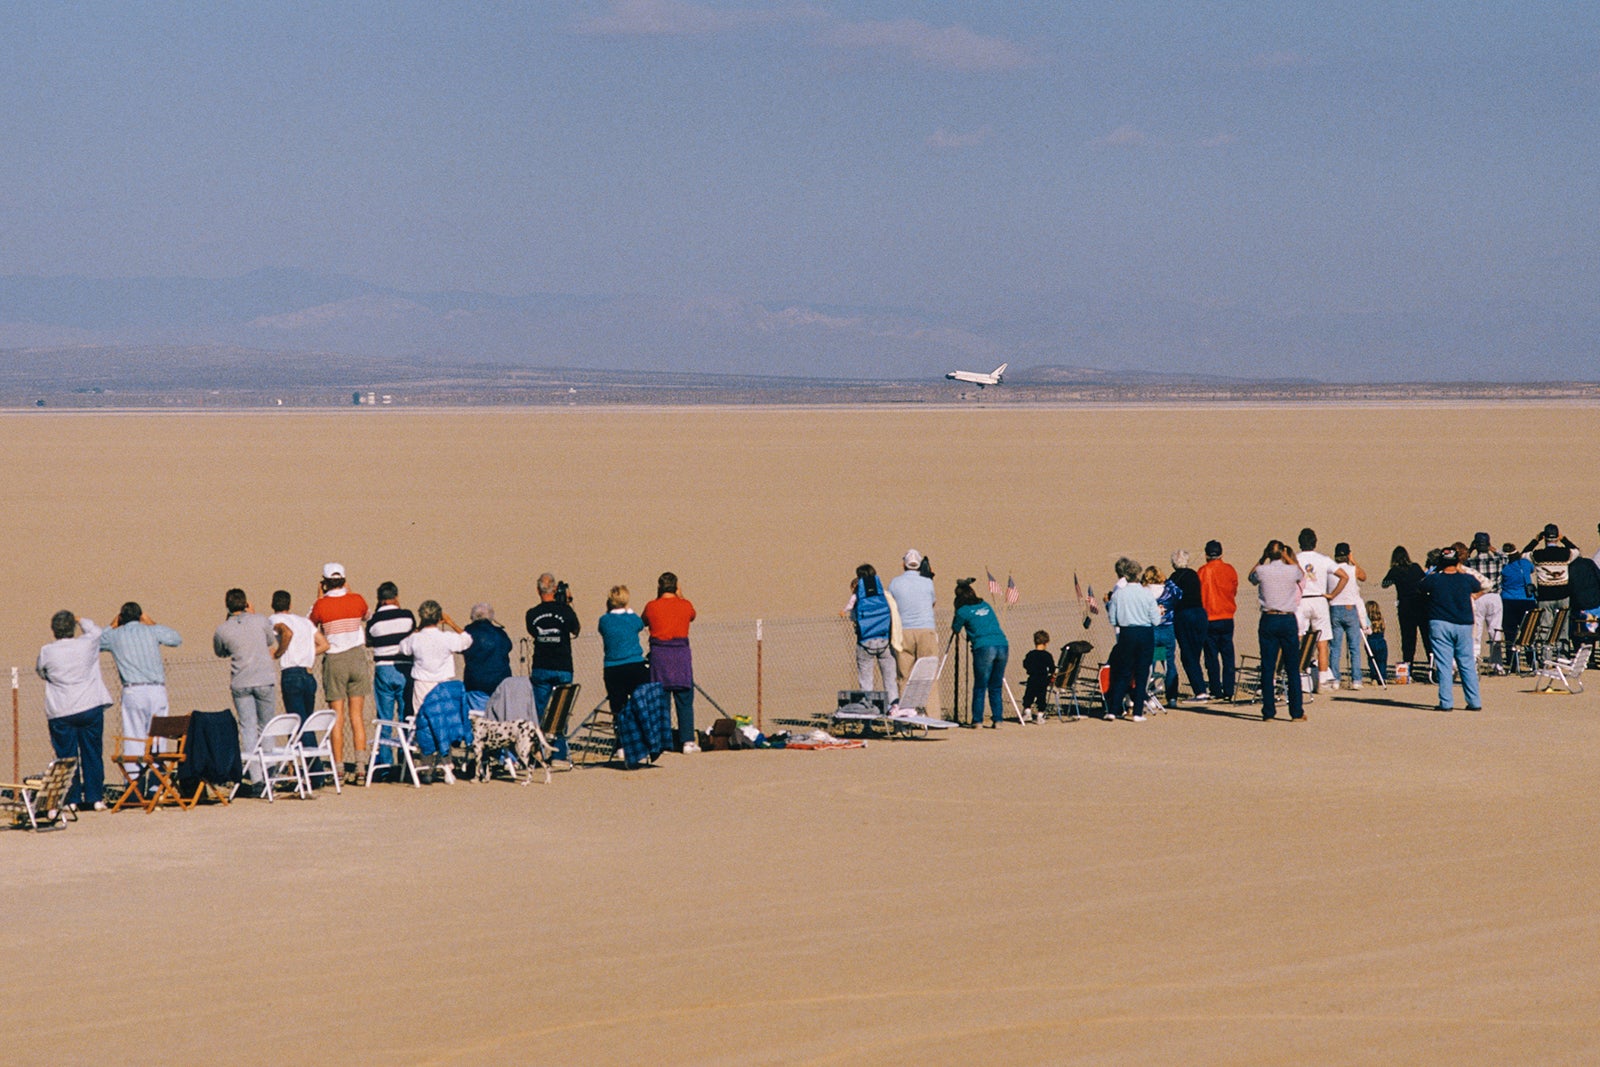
[642,572,698,752]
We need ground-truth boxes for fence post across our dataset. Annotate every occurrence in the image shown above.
[755,619,763,732]
[11,667,19,782]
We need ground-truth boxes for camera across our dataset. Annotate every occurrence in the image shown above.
[554,580,570,606]
[955,577,978,590]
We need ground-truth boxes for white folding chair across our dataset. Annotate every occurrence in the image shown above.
[232,714,310,802]
[366,713,421,788]
[295,709,342,794]
[1532,640,1590,695]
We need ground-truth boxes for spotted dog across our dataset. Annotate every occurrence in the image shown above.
[468,718,550,785]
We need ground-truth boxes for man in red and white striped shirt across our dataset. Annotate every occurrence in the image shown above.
[308,562,371,777]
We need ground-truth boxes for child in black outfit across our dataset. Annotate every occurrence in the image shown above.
[1021,630,1055,722]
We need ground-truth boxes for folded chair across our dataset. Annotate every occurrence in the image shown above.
[295,709,341,794]
[568,693,615,766]
[1,758,79,831]
[834,658,954,737]
[143,714,199,812]
[232,714,309,802]
[1532,639,1590,695]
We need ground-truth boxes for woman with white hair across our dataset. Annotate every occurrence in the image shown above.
[1169,549,1212,702]
[399,601,472,783]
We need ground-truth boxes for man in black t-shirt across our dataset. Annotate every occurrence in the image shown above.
[525,573,581,757]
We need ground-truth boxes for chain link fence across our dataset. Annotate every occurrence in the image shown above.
[6,599,1116,778]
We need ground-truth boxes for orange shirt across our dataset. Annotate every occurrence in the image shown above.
[641,595,696,640]
[1197,559,1238,620]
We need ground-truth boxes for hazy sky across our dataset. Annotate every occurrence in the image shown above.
[4,2,1597,323]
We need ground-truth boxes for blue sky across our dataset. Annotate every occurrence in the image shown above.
[2,2,1597,376]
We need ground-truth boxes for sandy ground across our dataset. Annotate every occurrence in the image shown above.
[4,404,1600,1063]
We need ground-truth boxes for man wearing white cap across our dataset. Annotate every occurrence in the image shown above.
[888,549,940,720]
[308,562,372,778]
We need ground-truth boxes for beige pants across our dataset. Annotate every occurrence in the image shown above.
[895,628,942,720]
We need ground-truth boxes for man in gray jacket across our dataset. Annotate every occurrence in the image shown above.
[213,588,280,780]
[37,610,115,810]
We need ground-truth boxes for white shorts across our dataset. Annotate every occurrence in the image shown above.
[1297,597,1332,640]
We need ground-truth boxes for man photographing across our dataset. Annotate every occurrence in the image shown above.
[526,572,580,759]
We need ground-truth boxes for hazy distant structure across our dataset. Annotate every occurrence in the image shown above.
[351,391,362,406]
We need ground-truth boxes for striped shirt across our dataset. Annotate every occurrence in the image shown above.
[367,603,416,668]
[308,588,369,654]
[99,621,183,685]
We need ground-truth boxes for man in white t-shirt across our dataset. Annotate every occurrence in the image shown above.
[1294,528,1337,690]
[270,589,327,735]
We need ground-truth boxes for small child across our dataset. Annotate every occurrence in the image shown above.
[1363,600,1388,684]
[1022,630,1055,722]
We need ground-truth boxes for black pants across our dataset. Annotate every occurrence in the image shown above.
[1397,601,1428,664]
[603,661,651,719]
[1107,625,1153,716]
[1203,618,1236,698]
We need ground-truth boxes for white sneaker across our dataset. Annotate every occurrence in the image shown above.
[1351,682,1363,690]
[1132,713,1147,722]
[440,766,456,785]
[1192,693,1211,703]
[682,742,701,754]
[1328,680,1341,690]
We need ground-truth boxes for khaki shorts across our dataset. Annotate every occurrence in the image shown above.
[322,646,373,701]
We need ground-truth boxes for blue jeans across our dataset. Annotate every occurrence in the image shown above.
[1329,605,1362,685]
[1258,614,1303,719]
[48,704,106,807]
[280,666,317,725]
[372,663,410,767]
[1367,634,1389,683]
[969,644,1009,724]
[1429,620,1481,709]
[1152,624,1177,702]
[667,687,695,750]
[530,668,573,760]
[1203,618,1235,699]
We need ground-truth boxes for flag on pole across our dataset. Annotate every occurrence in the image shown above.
[1086,585,1101,615]
[1005,574,1019,605]
[987,569,1000,598]
[1073,572,1084,603]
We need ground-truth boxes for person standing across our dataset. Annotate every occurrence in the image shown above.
[1168,549,1210,702]
[1198,540,1238,701]
[1294,528,1337,691]
[1463,533,1507,666]
[37,610,114,810]
[843,563,899,707]
[598,585,650,718]
[212,588,280,782]
[525,573,582,758]
[308,563,372,777]
[1105,559,1159,721]
[461,603,513,712]
[269,590,324,734]
[1521,524,1581,642]
[1419,547,1483,711]
[888,550,940,720]
[1249,541,1307,722]
[951,579,1010,727]
[367,581,416,741]
[397,601,472,784]
[1382,546,1428,669]
[1499,543,1536,654]
[642,572,698,752]
[1327,543,1368,690]
[1144,565,1179,707]
[99,601,182,773]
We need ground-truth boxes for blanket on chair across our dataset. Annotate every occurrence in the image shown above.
[614,682,672,768]
[415,681,471,757]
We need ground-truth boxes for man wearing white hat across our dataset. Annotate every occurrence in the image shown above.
[888,549,940,720]
[308,562,372,779]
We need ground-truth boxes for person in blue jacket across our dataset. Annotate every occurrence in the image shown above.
[951,578,1009,728]
[843,563,899,707]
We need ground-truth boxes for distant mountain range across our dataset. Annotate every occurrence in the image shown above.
[1,268,1594,382]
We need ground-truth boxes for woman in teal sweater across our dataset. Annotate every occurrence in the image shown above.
[951,580,1009,728]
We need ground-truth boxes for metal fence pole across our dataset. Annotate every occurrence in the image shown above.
[11,667,19,781]
[755,618,764,732]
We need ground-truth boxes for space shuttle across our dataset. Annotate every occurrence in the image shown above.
[945,362,1008,388]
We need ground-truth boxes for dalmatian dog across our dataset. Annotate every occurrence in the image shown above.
[468,718,552,785]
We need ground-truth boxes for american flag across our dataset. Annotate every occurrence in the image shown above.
[1073,572,1084,602]
[1086,584,1101,615]
[1005,574,1019,605]
[987,569,1000,598]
